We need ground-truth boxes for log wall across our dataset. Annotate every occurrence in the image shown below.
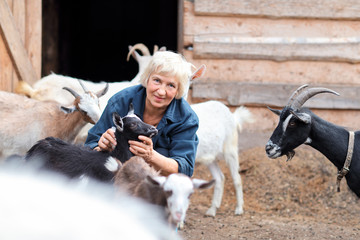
[181,0,360,132]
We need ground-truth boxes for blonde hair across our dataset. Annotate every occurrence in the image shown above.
[139,51,193,99]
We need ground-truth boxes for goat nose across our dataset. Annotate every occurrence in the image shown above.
[265,142,274,154]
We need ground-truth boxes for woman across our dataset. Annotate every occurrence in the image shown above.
[85,51,205,177]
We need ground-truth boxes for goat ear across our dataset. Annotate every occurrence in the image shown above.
[192,178,215,189]
[146,175,166,186]
[60,106,76,114]
[159,46,167,51]
[190,64,206,82]
[128,103,135,115]
[267,106,281,116]
[112,112,124,132]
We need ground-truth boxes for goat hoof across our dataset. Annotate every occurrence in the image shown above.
[235,207,244,215]
[205,207,217,217]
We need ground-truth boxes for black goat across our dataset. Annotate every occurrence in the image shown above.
[25,105,158,182]
[265,84,360,197]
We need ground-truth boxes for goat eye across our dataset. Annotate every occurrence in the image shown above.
[165,190,173,196]
[289,121,296,127]
[129,123,137,129]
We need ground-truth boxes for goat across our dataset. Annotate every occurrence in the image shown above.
[24,104,158,182]
[191,101,254,216]
[0,163,180,240]
[114,155,215,227]
[0,82,108,158]
[265,84,360,197]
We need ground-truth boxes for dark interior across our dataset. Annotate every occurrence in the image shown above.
[42,0,178,82]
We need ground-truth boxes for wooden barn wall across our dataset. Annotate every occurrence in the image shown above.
[0,0,41,92]
[181,0,360,131]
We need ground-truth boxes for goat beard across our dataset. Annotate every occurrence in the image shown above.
[285,150,295,162]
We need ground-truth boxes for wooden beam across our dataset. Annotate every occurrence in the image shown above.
[194,35,360,63]
[192,81,360,109]
[0,0,38,85]
[194,0,360,20]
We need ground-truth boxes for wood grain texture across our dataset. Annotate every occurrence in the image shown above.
[0,0,38,87]
[194,0,360,20]
[194,35,360,63]
[192,81,360,109]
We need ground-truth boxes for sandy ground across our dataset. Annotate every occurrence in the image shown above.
[179,131,360,240]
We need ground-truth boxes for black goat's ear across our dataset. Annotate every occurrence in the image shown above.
[128,103,135,115]
[267,106,281,116]
[112,112,124,132]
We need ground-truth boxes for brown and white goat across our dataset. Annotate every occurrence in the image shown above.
[114,156,215,227]
[0,81,108,158]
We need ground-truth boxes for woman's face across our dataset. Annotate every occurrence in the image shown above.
[146,72,179,110]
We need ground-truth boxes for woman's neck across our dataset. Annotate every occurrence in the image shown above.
[143,100,166,127]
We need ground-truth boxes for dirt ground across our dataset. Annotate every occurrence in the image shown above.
[179,131,360,240]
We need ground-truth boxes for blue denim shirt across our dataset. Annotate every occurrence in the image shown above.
[85,85,199,177]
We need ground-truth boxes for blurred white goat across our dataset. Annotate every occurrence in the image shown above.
[0,163,180,240]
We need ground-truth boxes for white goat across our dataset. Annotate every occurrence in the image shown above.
[0,163,180,240]
[114,156,215,227]
[0,82,108,158]
[191,101,254,216]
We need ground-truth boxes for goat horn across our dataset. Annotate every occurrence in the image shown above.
[78,80,89,93]
[290,87,340,110]
[96,83,109,98]
[286,84,309,107]
[126,43,151,61]
[63,87,80,98]
[153,45,159,53]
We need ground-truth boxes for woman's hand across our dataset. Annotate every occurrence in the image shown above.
[97,128,117,152]
[128,135,154,162]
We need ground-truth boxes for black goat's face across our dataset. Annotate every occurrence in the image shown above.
[266,107,312,161]
[112,112,158,141]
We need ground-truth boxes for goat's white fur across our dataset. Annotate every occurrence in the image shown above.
[0,90,102,158]
[191,101,254,216]
[0,164,179,240]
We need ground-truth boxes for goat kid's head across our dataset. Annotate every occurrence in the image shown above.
[61,80,109,124]
[147,174,215,225]
[265,84,339,161]
[112,104,158,141]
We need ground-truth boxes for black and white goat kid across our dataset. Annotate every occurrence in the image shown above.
[24,104,158,182]
[265,84,360,197]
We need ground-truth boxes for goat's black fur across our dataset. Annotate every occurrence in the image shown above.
[25,109,158,182]
[266,107,360,197]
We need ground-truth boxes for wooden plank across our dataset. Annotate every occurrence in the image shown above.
[25,0,42,79]
[192,81,360,109]
[11,0,26,91]
[194,0,360,20]
[194,35,360,63]
[0,0,38,85]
